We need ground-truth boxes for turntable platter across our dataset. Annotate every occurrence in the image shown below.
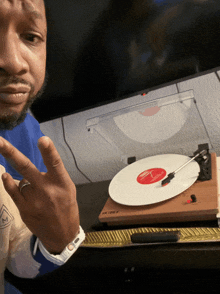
[109,154,200,206]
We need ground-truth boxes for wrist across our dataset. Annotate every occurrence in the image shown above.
[33,226,85,265]
[42,228,81,255]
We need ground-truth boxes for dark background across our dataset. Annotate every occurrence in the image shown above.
[31,0,220,123]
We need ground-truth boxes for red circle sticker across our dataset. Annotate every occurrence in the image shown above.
[137,168,167,185]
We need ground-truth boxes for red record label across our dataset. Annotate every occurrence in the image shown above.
[137,168,166,185]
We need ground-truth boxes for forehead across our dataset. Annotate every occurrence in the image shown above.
[0,0,46,25]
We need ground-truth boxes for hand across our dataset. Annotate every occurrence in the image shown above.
[0,136,80,254]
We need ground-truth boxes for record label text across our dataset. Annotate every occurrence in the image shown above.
[137,168,166,185]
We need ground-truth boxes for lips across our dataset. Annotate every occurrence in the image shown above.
[0,85,31,105]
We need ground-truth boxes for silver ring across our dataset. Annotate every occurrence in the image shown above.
[20,182,31,193]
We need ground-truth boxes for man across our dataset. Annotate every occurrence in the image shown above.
[0,0,85,293]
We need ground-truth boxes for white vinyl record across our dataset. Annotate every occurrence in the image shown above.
[109,154,200,206]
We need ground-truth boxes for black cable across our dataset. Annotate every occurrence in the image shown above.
[61,117,93,183]
[176,83,180,93]
[215,71,220,83]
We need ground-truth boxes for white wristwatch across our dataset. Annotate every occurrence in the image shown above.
[33,226,85,265]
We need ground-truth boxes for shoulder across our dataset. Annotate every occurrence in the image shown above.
[19,114,44,140]
[24,113,42,132]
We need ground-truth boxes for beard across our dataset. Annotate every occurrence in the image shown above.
[0,73,48,130]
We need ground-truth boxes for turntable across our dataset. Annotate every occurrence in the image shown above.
[99,144,219,226]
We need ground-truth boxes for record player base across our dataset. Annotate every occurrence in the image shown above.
[99,153,218,226]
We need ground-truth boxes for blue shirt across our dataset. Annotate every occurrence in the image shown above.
[0,113,47,180]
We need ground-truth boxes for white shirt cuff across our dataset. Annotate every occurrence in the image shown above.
[33,226,85,266]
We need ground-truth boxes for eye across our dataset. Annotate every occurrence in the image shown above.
[25,34,37,42]
[22,33,43,45]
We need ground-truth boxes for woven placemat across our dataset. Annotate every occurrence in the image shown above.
[81,227,220,248]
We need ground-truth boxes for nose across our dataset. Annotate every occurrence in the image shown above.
[0,32,29,76]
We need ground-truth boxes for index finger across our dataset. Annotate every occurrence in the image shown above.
[0,136,41,185]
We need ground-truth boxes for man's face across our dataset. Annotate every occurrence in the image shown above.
[0,0,47,129]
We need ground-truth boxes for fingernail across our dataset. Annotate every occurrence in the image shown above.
[38,136,50,148]
[2,173,8,180]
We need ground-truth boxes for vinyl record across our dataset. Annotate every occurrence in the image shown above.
[109,154,200,206]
